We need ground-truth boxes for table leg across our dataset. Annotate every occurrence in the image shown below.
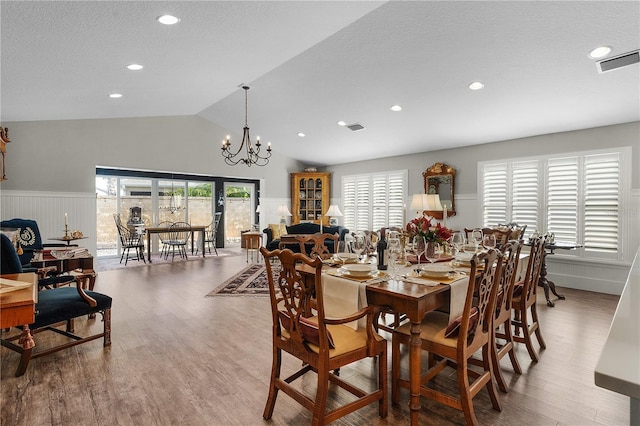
[147,231,152,263]
[409,319,422,425]
[538,251,565,307]
[200,229,205,258]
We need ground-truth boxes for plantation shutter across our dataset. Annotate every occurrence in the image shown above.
[482,163,508,226]
[511,161,540,234]
[583,152,620,255]
[343,171,406,231]
[546,157,579,243]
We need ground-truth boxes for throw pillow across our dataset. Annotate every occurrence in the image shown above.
[444,306,479,339]
[268,223,286,240]
[278,310,335,348]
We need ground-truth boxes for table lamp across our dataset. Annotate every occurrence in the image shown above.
[325,205,343,226]
[276,205,292,235]
[409,194,426,217]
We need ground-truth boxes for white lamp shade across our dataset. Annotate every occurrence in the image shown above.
[409,194,425,212]
[325,205,343,217]
[424,194,443,211]
[276,205,292,216]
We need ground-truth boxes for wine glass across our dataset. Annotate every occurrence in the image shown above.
[413,235,426,266]
[482,233,496,250]
[425,241,443,264]
[352,232,366,263]
[471,228,483,252]
[387,232,401,279]
[336,240,351,264]
[450,232,466,255]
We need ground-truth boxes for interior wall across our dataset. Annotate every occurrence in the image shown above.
[0,115,302,196]
[323,122,640,294]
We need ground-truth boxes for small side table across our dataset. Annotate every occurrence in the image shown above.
[243,231,263,263]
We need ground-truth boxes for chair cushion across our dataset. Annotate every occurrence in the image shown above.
[32,287,112,329]
[395,311,454,347]
[444,306,479,338]
[278,311,335,349]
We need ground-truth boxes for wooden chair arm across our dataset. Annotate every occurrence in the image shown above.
[37,266,58,279]
[324,305,381,326]
[73,274,97,307]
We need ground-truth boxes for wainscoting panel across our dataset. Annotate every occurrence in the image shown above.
[0,190,97,255]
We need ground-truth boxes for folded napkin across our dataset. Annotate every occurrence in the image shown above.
[322,272,368,330]
[447,276,470,325]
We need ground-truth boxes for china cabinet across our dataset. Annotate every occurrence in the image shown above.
[290,172,331,225]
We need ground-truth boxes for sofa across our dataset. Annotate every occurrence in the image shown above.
[263,222,349,254]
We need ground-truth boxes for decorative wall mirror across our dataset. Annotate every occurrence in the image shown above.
[422,162,456,219]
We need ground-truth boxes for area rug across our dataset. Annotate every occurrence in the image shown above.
[207,263,279,297]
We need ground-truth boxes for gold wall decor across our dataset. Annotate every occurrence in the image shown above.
[422,162,456,219]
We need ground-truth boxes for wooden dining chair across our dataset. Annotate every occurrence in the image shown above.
[296,232,339,259]
[260,247,388,425]
[113,214,145,265]
[391,248,503,426]
[156,221,172,259]
[511,235,547,362]
[490,239,523,392]
[482,227,512,248]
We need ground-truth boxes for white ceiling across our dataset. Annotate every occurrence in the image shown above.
[2,1,639,166]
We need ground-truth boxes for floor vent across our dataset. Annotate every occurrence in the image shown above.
[597,50,639,73]
[346,123,365,131]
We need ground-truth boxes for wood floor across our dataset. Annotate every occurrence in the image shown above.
[1,248,629,425]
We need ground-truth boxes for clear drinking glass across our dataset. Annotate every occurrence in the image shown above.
[413,235,426,266]
[425,241,443,264]
[352,232,366,263]
[336,241,351,264]
[387,232,401,278]
[482,234,496,250]
[451,232,466,255]
[471,228,483,252]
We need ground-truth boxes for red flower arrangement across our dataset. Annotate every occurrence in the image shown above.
[406,216,452,243]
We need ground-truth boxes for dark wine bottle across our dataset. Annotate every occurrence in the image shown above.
[377,228,388,270]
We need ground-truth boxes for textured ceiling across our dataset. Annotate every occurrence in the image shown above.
[2,1,639,166]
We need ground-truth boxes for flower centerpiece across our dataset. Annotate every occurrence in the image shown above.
[406,216,453,261]
[405,216,452,243]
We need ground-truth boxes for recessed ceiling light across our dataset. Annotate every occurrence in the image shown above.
[390,105,402,112]
[108,93,123,98]
[589,46,612,59]
[126,64,143,71]
[297,132,306,138]
[157,15,180,25]
[469,81,485,90]
[337,121,346,126]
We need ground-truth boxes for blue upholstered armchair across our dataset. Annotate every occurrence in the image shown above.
[0,233,112,376]
[0,218,68,269]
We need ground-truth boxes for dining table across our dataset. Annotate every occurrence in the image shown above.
[144,224,207,263]
[315,252,530,425]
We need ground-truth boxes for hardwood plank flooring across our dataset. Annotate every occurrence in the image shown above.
[1,249,629,425]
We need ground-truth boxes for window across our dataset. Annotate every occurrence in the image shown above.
[479,148,630,261]
[342,170,407,232]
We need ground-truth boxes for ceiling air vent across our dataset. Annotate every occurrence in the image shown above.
[597,50,639,73]
[346,123,365,131]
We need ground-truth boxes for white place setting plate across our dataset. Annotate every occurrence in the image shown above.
[416,264,454,278]
[337,263,378,278]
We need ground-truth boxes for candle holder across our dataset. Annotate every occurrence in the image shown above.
[64,224,69,239]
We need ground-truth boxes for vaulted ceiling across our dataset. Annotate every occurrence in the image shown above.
[2,1,638,166]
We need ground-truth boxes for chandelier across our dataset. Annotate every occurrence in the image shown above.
[220,85,272,167]
[160,179,185,214]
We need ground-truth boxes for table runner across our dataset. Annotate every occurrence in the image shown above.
[322,265,469,330]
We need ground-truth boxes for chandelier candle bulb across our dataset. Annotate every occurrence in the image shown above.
[65,213,68,226]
